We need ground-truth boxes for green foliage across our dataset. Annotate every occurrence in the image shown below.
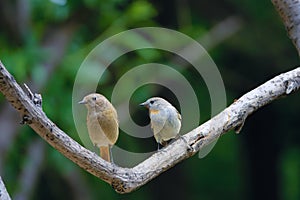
[126,1,157,23]
[1,0,300,199]
[281,148,300,200]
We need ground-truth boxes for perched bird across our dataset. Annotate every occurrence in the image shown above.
[79,93,119,162]
[140,97,182,149]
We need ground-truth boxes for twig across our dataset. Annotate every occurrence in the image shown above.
[0,61,299,193]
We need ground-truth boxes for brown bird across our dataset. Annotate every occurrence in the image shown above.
[79,93,119,162]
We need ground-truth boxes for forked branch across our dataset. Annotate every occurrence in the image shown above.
[0,61,299,193]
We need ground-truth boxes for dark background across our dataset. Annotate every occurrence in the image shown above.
[0,0,299,200]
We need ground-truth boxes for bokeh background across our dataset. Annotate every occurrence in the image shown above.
[0,0,300,200]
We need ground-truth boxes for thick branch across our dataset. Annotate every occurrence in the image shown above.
[0,176,11,200]
[272,0,300,55]
[0,61,300,193]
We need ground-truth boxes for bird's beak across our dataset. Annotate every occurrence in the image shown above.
[78,100,86,104]
[139,102,148,108]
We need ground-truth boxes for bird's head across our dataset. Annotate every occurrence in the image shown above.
[78,93,107,109]
[139,97,170,110]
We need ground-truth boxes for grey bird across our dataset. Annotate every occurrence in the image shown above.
[140,97,181,148]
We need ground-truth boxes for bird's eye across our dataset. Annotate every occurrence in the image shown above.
[149,100,154,104]
[92,97,97,101]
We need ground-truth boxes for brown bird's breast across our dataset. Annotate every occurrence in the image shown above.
[86,108,119,147]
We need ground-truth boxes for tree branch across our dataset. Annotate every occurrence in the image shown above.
[0,61,300,193]
[0,176,11,200]
[272,0,300,55]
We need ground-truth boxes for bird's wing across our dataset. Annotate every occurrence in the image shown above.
[97,109,119,144]
[177,110,182,121]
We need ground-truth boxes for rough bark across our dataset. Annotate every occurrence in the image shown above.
[0,176,11,200]
[1,0,300,195]
[272,0,300,55]
[0,61,299,193]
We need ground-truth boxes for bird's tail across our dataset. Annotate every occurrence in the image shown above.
[100,146,110,162]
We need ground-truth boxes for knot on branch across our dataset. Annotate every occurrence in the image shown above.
[285,77,300,94]
[234,109,248,133]
[19,84,43,124]
[20,115,33,125]
[188,133,206,152]
[111,178,127,194]
[23,83,42,107]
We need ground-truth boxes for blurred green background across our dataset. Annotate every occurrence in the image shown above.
[0,0,300,200]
